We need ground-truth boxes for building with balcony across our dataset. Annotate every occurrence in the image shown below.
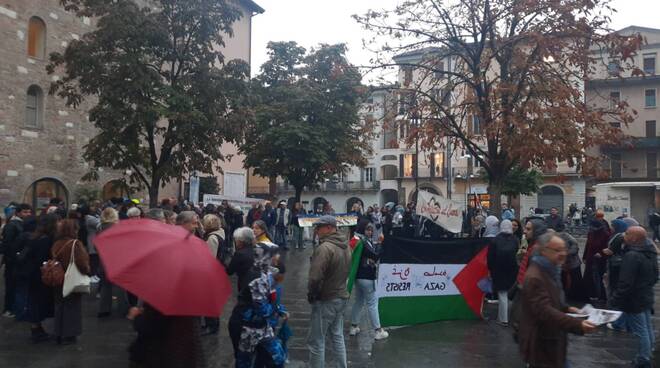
[586,26,660,222]
[390,45,587,217]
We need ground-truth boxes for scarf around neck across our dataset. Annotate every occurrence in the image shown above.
[531,255,562,286]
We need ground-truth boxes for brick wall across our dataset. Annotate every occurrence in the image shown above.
[0,1,122,208]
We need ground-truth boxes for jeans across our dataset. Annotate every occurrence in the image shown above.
[308,298,348,368]
[274,226,287,248]
[497,290,509,323]
[292,225,304,248]
[611,313,628,331]
[350,279,381,329]
[627,309,655,366]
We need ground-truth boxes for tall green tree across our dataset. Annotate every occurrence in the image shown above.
[48,0,252,206]
[241,42,372,202]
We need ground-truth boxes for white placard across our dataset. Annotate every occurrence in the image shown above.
[376,263,465,298]
[223,171,246,198]
[416,190,465,233]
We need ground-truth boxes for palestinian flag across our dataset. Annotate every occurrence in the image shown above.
[376,236,489,327]
[347,235,364,294]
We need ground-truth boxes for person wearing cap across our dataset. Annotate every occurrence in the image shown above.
[307,215,351,368]
[273,200,290,249]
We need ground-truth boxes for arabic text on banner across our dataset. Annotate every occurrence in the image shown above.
[415,190,465,233]
[376,263,465,298]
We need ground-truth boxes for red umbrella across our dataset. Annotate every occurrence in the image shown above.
[94,219,231,317]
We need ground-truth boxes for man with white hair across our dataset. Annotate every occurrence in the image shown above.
[273,200,290,249]
[175,211,199,235]
[518,231,596,367]
[126,207,141,219]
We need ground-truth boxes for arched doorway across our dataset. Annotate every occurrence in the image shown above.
[380,189,398,206]
[24,178,69,211]
[102,180,130,201]
[346,197,364,212]
[312,197,328,214]
[538,185,564,216]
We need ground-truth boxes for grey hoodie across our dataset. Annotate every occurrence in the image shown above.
[308,231,352,302]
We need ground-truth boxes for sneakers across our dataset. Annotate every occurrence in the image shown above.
[374,328,389,340]
[2,311,15,318]
[90,275,100,283]
[349,326,360,336]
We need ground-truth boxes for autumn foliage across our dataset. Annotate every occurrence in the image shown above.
[355,0,642,211]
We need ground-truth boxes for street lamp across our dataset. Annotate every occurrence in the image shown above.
[411,97,420,203]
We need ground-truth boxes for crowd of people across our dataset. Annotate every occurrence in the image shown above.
[0,196,391,368]
[1,196,658,367]
[485,207,659,368]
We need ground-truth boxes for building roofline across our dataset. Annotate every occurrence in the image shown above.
[616,25,660,35]
[241,0,264,14]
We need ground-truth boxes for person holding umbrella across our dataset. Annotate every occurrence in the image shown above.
[93,219,232,368]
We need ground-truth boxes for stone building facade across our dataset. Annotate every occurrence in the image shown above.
[0,0,263,210]
[0,0,125,210]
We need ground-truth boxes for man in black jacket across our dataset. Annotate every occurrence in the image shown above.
[1,203,32,317]
[611,226,659,368]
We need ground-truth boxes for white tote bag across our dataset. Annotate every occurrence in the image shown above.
[62,240,91,297]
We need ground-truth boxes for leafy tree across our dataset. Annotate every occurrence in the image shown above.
[355,0,642,213]
[241,42,372,202]
[198,176,220,202]
[484,166,544,197]
[48,0,253,206]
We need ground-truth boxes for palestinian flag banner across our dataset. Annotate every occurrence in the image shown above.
[377,236,490,327]
[347,235,364,294]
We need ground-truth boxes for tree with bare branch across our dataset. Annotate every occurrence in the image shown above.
[355,0,643,213]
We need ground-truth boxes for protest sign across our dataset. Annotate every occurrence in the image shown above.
[415,190,465,233]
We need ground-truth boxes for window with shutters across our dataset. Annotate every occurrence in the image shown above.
[645,89,656,108]
[646,121,656,138]
[25,85,43,128]
[643,54,656,75]
[27,17,47,59]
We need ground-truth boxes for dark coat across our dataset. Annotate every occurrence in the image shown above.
[583,221,611,267]
[487,233,519,292]
[519,262,583,368]
[23,235,55,323]
[1,217,24,260]
[354,235,380,280]
[544,215,564,232]
[226,246,255,293]
[610,240,659,314]
[130,304,205,368]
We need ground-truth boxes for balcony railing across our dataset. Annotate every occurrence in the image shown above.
[276,181,380,193]
[602,137,660,150]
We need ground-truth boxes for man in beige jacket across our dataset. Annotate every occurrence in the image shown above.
[307,215,352,368]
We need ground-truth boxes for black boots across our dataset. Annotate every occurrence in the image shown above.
[30,325,49,343]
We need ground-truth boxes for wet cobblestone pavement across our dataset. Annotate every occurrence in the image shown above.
[0,242,658,367]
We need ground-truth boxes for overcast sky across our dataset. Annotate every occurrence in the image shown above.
[250,0,660,82]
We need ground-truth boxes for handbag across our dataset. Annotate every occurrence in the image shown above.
[41,241,69,287]
[62,240,91,297]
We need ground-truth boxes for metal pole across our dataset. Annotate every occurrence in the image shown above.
[446,140,452,199]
